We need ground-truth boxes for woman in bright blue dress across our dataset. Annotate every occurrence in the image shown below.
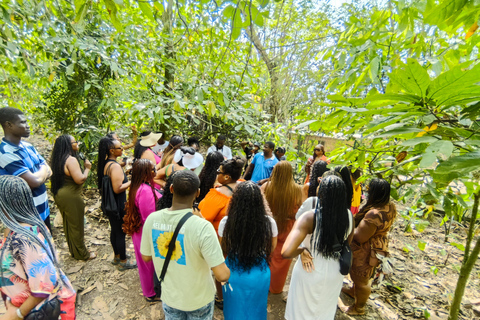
[218,181,278,320]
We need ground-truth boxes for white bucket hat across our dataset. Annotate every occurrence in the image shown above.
[174,148,204,169]
[140,132,163,147]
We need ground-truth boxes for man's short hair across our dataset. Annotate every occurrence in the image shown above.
[217,135,226,141]
[0,107,24,126]
[265,141,275,150]
[172,171,200,197]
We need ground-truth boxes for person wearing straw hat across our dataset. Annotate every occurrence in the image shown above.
[155,147,204,188]
[137,132,163,168]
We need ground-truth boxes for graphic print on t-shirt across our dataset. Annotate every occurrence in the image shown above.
[152,229,186,265]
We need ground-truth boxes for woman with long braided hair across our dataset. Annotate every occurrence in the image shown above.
[123,159,161,302]
[219,181,277,319]
[51,134,96,261]
[0,176,76,319]
[282,175,353,320]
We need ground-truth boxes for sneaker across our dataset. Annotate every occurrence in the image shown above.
[118,260,137,271]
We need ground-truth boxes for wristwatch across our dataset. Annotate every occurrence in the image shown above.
[16,308,24,319]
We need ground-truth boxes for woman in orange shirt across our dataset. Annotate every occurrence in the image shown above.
[199,156,245,232]
[304,144,330,184]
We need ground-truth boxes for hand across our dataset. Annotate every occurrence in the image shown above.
[84,159,92,170]
[300,249,314,273]
[3,298,22,320]
[193,207,203,218]
[306,158,314,167]
[44,164,53,179]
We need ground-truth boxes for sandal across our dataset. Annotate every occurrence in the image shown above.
[111,254,131,265]
[215,296,223,310]
[118,260,137,271]
[145,295,161,303]
[87,252,97,261]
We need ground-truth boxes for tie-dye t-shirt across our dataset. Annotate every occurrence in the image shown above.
[0,225,75,312]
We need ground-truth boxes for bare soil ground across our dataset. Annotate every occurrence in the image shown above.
[1,134,479,320]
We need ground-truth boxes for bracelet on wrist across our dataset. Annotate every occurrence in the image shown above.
[16,308,24,319]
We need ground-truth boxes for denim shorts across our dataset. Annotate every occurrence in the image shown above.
[163,301,214,320]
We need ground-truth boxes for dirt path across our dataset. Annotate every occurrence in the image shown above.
[2,134,479,319]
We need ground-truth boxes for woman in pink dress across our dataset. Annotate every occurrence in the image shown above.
[134,132,163,168]
[124,159,162,302]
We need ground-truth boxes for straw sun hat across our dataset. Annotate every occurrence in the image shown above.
[140,132,163,147]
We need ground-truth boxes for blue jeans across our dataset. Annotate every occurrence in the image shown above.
[163,301,214,320]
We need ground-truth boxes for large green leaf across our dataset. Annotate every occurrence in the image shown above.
[426,62,480,102]
[389,59,430,98]
[138,2,155,21]
[433,150,480,182]
[424,0,469,27]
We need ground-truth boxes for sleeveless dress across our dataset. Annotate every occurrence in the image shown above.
[285,212,353,320]
[54,175,89,260]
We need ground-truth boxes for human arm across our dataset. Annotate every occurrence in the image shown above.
[281,210,315,259]
[109,163,130,194]
[65,157,91,184]
[305,157,313,176]
[154,166,168,188]
[242,163,254,179]
[19,164,51,189]
[212,262,230,282]
[2,296,44,320]
[353,216,376,244]
[257,178,269,186]
[141,215,153,262]
[122,126,138,150]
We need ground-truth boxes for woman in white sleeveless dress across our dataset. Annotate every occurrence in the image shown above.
[282,175,354,320]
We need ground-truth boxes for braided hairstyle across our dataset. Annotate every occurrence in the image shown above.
[97,137,115,187]
[334,165,353,208]
[307,160,328,197]
[197,151,224,202]
[312,175,349,259]
[0,176,66,287]
[156,171,178,210]
[50,134,76,195]
[222,181,272,272]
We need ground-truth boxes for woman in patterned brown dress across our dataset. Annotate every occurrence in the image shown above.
[343,178,397,315]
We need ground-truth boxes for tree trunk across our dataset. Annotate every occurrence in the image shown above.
[449,192,480,320]
[163,0,175,93]
[245,26,281,122]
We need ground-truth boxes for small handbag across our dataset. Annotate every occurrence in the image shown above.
[101,163,118,217]
[24,297,61,320]
[155,212,193,298]
[333,236,353,276]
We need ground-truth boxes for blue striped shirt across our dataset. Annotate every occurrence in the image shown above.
[0,138,50,220]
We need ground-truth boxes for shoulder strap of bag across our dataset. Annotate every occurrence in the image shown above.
[159,212,194,282]
[105,162,115,177]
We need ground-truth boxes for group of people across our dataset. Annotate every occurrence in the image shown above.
[0,106,398,320]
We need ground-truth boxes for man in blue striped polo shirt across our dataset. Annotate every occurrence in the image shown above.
[0,107,52,231]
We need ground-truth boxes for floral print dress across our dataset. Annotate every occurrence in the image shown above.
[0,225,76,320]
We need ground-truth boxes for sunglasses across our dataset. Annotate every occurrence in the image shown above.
[314,148,322,152]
